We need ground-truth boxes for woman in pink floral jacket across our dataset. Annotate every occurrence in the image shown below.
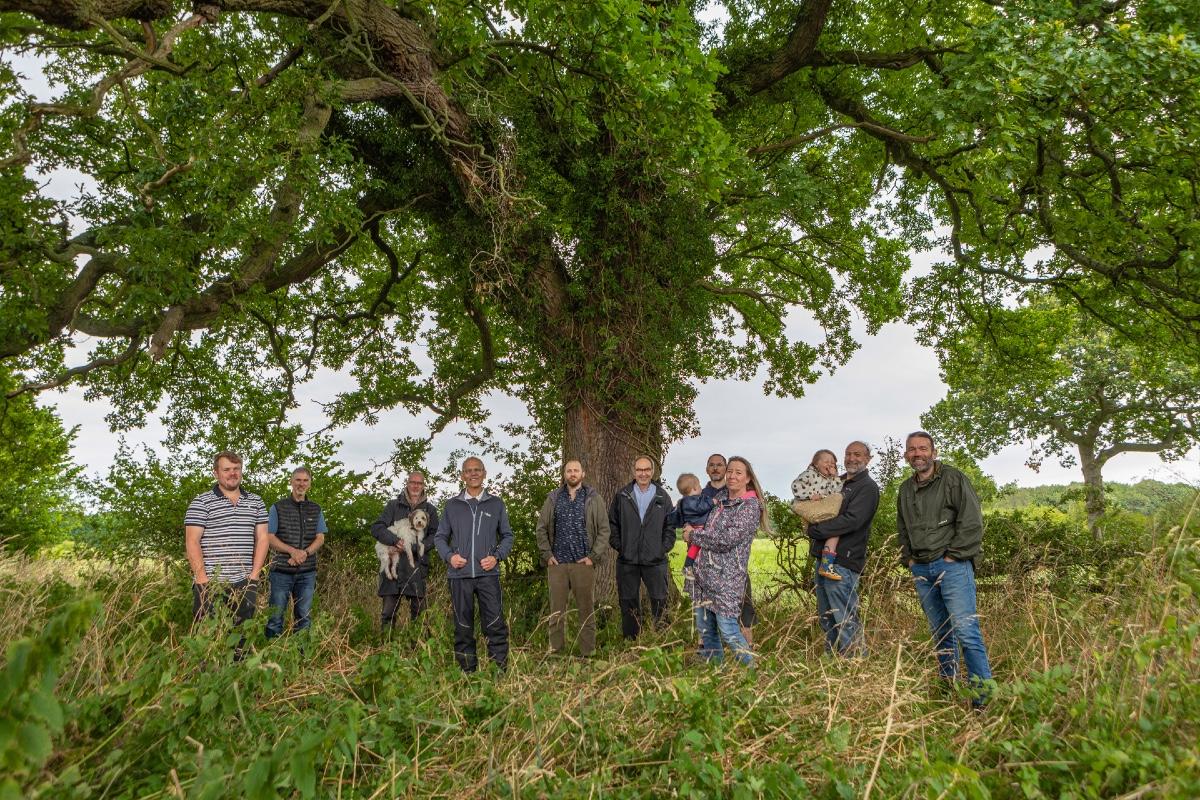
[686,456,769,666]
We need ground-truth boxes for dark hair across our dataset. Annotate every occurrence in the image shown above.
[706,453,727,465]
[906,431,936,448]
[213,450,243,470]
[809,449,837,470]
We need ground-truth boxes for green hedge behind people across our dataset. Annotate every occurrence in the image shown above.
[371,470,440,627]
[535,459,609,658]
[265,466,326,639]
[184,451,268,661]
[434,457,514,673]
[898,431,993,707]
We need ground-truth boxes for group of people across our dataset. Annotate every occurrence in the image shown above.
[182,431,993,704]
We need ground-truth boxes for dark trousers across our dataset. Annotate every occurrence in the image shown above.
[449,575,508,672]
[381,593,428,627]
[192,579,257,660]
[616,561,668,639]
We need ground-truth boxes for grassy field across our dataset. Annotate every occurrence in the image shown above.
[2,508,1199,799]
[668,536,785,591]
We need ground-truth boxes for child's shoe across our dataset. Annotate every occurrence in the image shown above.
[816,550,841,581]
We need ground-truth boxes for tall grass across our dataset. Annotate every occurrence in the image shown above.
[2,499,1198,799]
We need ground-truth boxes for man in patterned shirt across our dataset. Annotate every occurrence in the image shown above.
[535,460,609,657]
[184,450,269,659]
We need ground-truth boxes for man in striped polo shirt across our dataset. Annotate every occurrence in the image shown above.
[185,450,269,658]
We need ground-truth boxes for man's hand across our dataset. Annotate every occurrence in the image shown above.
[291,547,308,564]
[907,559,915,567]
[194,574,209,586]
[480,555,498,571]
[450,554,468,569]
[580,557,593,567]
[548,556,559,566]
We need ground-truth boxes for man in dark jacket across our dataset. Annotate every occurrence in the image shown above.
[608,456,676,639]
[371,470,440,627]
[434,457,514,672]
[536,459,609,657]
[805,442,879,657]
[265,467,327,638]
[898,431,992,706]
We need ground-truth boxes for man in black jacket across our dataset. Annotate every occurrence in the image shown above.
[265,467,327,638]
[371,470,440,627]
[609,456,676,639]
[806,441,879,657]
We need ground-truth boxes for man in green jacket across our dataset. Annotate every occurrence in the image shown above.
[897,431,993,706]
[536,460,609,657]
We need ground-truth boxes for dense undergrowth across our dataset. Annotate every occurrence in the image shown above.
[2,499,1198,799]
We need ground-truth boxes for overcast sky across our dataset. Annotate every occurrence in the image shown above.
[49,311,1200,499]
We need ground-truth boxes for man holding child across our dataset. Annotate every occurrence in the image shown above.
[805,441,879,657]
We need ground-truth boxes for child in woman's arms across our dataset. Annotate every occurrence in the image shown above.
[674,473,715,576]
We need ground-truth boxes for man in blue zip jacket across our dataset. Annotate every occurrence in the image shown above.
[434,456,514,672]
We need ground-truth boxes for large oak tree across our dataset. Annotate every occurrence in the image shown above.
[2,0,1198,581]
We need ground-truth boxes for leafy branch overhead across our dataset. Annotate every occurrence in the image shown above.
[0,0,1196,473]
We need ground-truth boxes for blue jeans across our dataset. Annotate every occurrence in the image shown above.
[814,563,866,657]
[266,569,316,638]
[695,606,753,666]
[910,558,992,697]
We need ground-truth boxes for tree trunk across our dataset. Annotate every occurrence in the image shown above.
[563,396,665,602]
[1078,444,1107,540]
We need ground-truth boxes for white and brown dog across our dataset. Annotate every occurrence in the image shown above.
[376,508,430,579]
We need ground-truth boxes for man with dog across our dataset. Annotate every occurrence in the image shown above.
[372,470,440,628]
[265,466,327,639]
[536,459,609,658]
[184,450,269,660]
[609,456,676,639]
[435,457,514,672]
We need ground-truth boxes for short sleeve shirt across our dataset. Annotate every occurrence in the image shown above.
[184,486,268,583]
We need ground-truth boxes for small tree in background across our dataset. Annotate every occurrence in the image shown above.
[0,369,80,552]
[924,294,1200,538]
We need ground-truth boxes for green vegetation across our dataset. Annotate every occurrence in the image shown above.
[1,494,1196,798]
[923,295,1200,534]
[994,480,1196,518]
[0,368,80,553]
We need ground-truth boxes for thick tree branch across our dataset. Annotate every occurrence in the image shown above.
[6,337,142,397]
